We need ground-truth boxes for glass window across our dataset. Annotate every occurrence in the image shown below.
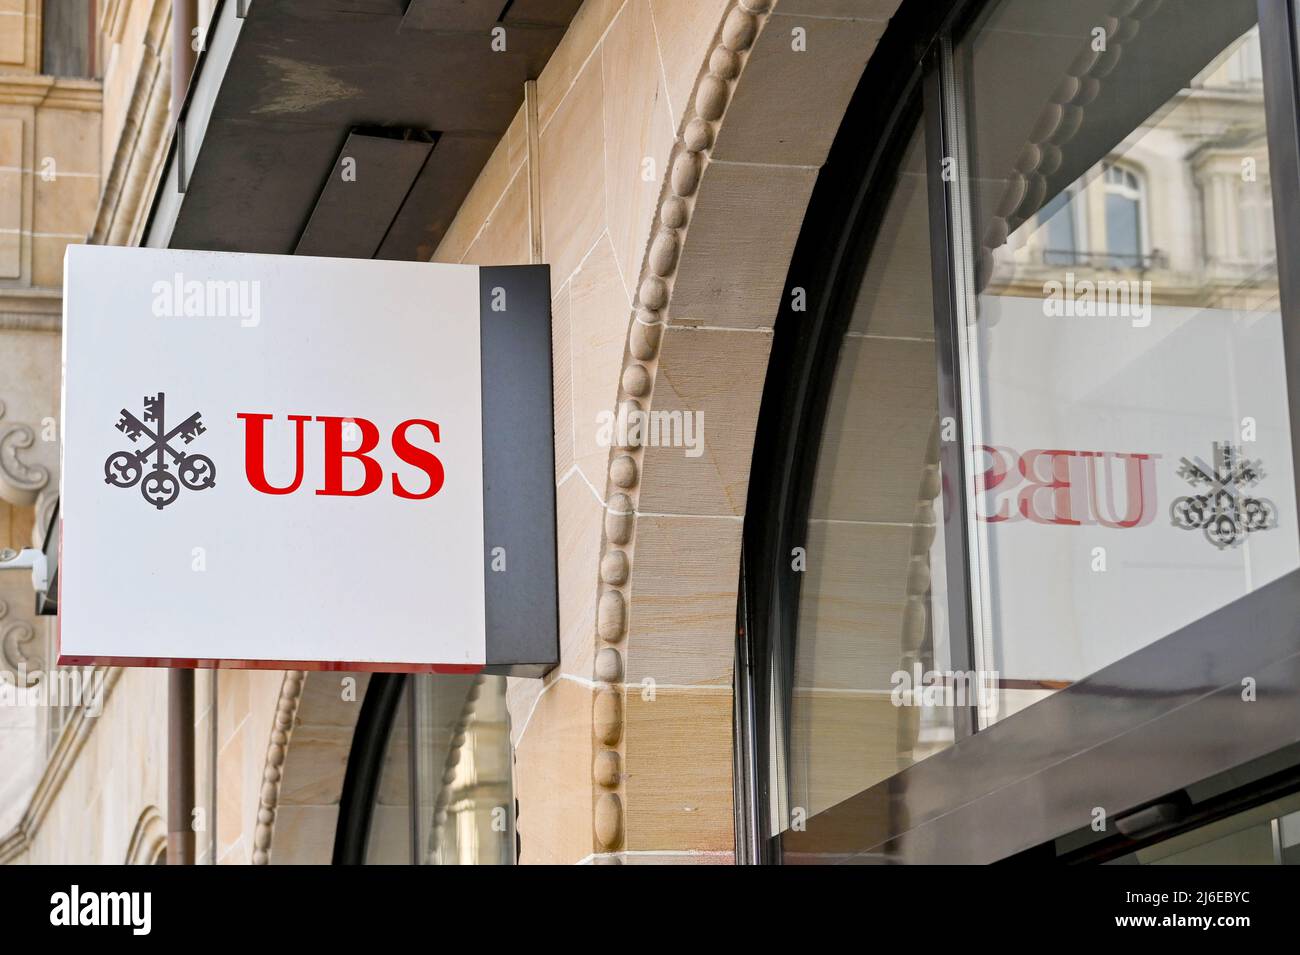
[958,0,1298,724]
[748,0,1300,861]
[772,123,960,835]
[365,674,515,864]
[1102,164,1143,267]
[1040,186,1082,266]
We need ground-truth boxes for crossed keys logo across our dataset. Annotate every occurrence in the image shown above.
[104,392,216,510]
[1171,441,1276,549]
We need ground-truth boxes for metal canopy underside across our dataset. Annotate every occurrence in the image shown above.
[165,0,581,260]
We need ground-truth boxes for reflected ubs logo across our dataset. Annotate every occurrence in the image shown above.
[1172,442,1277,549]
[104,391,216,510]
[975,446,1159,527]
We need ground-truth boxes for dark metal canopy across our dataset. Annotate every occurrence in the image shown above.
[153,0,581,260]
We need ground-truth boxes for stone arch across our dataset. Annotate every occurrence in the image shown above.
[255,670,369,865]
[587,0,902,860]
[124,806,167,864]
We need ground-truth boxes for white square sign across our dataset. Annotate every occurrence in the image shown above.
[60,246,497,670]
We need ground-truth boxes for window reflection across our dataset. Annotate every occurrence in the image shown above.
[1040,186,1082,266]
[1110,793,1300,865]
[762,0,1300,848]
[964,1,1298,723]
[775,126,957,834]
[1101,164,1143,269]
[366,674,514,864]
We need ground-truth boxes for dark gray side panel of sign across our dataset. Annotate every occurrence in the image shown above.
[479,265,559,677]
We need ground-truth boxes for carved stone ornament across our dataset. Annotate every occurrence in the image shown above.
[0,400,50,507]
[0,598,43,687]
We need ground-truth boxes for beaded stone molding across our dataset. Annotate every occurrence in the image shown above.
[589,0,776,862]
[252,669,305,865]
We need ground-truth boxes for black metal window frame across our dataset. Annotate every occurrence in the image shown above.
[736,0,1300,865]
[334,672,407,865]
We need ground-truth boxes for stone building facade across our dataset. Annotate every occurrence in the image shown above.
[0,0,894,866]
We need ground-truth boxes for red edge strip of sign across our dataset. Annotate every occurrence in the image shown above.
[56,521,483,674]
[55,656,485,674]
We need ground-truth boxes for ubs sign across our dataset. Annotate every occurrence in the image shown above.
[60,246,558,675]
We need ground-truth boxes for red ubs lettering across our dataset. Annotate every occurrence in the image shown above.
[237,413,445,500]
[974,446,1158,527]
